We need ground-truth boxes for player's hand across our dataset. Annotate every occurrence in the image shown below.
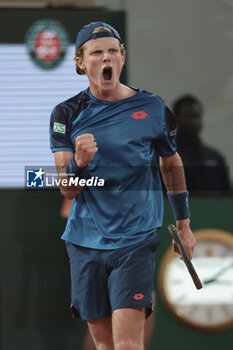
[74,133,98,168]
[173,219,196,259]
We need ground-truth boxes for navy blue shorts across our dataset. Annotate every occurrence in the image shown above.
[66,232,160,321]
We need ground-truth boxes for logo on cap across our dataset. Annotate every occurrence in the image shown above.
[25,18,70,70]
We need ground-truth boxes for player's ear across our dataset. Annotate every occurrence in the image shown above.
[76,57,86,72]
[121,52,126,66]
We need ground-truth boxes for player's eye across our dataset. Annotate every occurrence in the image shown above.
[92,50,102,55]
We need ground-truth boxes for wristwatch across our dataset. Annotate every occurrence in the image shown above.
[158,229,233,332]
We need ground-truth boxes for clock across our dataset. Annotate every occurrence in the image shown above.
[158,229,233,332]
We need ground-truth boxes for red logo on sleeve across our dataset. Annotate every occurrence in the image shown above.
[133,293,145,300]
[131,111,148,119]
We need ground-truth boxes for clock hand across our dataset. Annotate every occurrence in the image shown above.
[203,261,233,285]
[209,280,232,285]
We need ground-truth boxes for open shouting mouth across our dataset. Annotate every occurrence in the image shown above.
[103,67,112,81]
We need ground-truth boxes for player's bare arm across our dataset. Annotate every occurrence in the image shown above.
[54,133,98,199]
[159,152,196,259]
[54,151,81,199]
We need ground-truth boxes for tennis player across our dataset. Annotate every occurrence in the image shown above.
[50,22,195,350]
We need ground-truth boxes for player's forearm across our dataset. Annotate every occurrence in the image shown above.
[159,152,187,194]
[54,151,86,199]
[160,153,194,256]
[60,181,83,199]
[56,164,83,199]
[160,153,191,230]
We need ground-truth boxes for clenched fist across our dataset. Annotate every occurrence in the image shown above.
[74,133,98,168]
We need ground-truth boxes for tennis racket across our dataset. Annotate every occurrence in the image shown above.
[168,224,203,290]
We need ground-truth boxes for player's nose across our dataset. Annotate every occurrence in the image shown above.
[103,51,111,62]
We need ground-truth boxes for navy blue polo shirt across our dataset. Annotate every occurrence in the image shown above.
[50,88,176,249]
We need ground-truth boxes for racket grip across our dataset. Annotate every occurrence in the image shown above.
[168,224,203,290]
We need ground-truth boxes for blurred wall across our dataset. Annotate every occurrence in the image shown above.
[1,0,232,178]
[0,0,94,5]
[95,0,233,182]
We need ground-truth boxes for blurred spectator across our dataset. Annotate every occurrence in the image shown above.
[172,95,231,195]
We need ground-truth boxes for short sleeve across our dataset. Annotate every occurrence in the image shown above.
[157,106,177,156]
[49,105,75,153]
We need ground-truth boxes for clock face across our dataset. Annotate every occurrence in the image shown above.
[158,229,233,332]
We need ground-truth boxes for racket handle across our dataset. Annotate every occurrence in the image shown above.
[168,224,203,290]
